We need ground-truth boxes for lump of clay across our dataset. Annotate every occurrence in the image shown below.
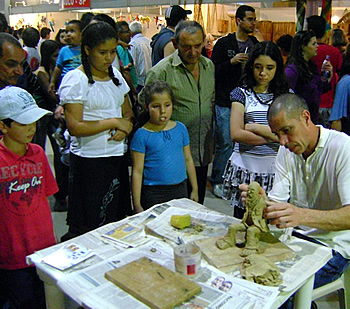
[170,214,191,229]
[240,254,282,286]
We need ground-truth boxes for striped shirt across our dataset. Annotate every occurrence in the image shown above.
[230,87,279,156]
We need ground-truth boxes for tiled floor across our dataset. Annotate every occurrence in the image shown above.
[46,141,340,309]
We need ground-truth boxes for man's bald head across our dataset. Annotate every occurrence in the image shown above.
[268,93,309,122]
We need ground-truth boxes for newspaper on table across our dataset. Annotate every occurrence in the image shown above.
[57,240,280,309]
[145,205,333,293]
[276,236,332,292]
[101,223,148,248]
[145,206,240,244]
[26,199,333,309]
[27,202,176,270]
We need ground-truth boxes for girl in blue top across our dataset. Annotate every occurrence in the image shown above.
[131,81,198,212]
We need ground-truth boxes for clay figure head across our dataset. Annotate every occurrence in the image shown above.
[246,182,261,206]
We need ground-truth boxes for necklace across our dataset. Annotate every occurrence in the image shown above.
[252,89,274,106]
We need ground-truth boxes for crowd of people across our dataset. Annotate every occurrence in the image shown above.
[1,4,350,308]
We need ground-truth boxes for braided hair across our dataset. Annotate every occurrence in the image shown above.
[81,21,121,86]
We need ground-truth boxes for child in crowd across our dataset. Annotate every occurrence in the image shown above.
[34,39,70,211]
[58,21,134,240]
[55,28,67,47]
[22,27,41,70]
[222,41,290,219]
[115,21,138,96]
[0,86,58,308]
[34,40,61,147]
[49,20,83,167]
[131,81,198,212]
[49,20,83,92]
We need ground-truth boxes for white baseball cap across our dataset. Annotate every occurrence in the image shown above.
[0,86,52,124]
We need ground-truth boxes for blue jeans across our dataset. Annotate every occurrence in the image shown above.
[314,250,349,288]
[209,105,233,185]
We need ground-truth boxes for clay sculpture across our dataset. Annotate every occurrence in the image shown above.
[216,182,269,257]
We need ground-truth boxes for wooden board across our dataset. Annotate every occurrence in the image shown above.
[105,257,201,309]
[194,232,296,273]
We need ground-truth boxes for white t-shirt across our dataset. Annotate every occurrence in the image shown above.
[58,67,130,158]
[24,46,40,71]
[269,126,350,258]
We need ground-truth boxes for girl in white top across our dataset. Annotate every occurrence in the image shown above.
[58,22,134,239]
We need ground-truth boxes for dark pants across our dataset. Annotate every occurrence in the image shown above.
[187,165,208,205]
[141,180,188,210]
[32,115,69,201]
[0,267,46,309]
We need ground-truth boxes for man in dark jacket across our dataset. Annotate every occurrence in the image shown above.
[150,5,191,66]
[209,5,258,197]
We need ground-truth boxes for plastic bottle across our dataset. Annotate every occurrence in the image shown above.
[321,55,331,82]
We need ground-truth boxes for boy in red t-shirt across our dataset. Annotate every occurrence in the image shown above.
[0,86,58,308]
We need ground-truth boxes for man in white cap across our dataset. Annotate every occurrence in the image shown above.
[0,86,58,309]
[150,5,192,65]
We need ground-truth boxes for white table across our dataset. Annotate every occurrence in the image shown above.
[27,198,332,309]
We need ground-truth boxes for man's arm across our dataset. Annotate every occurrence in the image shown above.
[131,150,145,214]
[331,119,342,131]
[329,77,350,129]
[284,65,298,90]
[264,201,350,231]
[183,145,198,202]
[49,66,62,93]
[143,67,165,86]
[211,38,242,76]
[22,60,41,94]
[231,102,278,144]
[240,183,350,231]
[163,41,176,58]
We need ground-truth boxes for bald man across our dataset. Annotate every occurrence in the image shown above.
[241,93,350,293]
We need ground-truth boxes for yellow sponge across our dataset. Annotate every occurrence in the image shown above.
[170,214,191,229]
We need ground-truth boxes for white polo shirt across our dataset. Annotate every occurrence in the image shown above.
[269,126,350,258]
